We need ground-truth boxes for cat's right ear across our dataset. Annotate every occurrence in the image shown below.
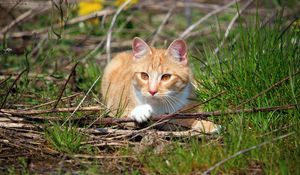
[132,37,151,59]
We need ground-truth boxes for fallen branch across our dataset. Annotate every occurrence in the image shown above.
[53,62,79,109]
[0,68,28,109]
[24,92,82,110]
[0,10,33,35]
[0,104,297,125]
[0,106,101,115]
[94,103,298,125]
[73,154,135,159]
[62,75,102,126]
[0,8,115,39]
[83,128,203,138]
[0,122,36,129]
[0,76,11,86]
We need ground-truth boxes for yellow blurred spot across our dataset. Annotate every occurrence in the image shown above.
[78,0,104,25]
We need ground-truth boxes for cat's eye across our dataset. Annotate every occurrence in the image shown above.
[161,74,171,81]
[140,72,149,80]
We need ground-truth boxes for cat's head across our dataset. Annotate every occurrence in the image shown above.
[131,37,192,101]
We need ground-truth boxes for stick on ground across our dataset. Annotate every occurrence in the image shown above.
[0,69,28,109]
[53,62,79,109]
[0,104,297,126]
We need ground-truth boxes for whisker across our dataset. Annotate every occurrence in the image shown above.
[165,96,177,113]
[158,94,181,113]
[161,96,172,113]
[161,94,186,107]
[162,98,170,113]
[164,97,173,113]
[167,95,186,106]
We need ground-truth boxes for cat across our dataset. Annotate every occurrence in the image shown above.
[101,37,220,133]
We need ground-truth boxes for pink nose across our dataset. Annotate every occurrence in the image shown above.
[149,90,158,96]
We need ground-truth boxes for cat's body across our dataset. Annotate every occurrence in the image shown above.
[101,38,219,133]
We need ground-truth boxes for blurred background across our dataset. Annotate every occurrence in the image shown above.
[0,0,299,91]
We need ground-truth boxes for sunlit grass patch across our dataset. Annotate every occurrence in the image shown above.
[139,15,300,174]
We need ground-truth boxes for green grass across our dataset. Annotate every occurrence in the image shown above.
[138,16,300,174]
[45,123,84,154]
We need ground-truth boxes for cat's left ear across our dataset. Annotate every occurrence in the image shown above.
[166,39,188,65]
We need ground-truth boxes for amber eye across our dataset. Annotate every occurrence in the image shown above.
[161,74,171,81]
[140,72,149,80]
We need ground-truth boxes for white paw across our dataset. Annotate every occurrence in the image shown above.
[129,104,153,123]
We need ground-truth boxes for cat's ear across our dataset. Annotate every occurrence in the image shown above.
[132,37,151,59]
[166,39,188,65]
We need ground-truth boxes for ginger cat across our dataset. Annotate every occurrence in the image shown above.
[101,37,220,133]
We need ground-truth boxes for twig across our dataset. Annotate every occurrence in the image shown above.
[0,106,101,115]
[24,92,82,110]
[80,15,133,63]
[29,34,48,58]
[150,6,175,46]
[0,122,36,129]
[180,0,240,39]
[81,34,105,63]
[62,74,102,126]
[68,9,115,26]
[214,0,253,54]
[83,128,202,138]
[125,103,297,125]
[0,8,115,39]
[0,10,33,35]
[0,0,52,9]
[0,104,297,124]
[0,111,11,117]
[234,70,300,109]
[106,0,132,62]
[278,16,299,40]
[0,114,61,123]
[0,116,28,122]
[53,62,79,109]
[202,132,295,175]
[0,76,11,86]
[0,69,28,109]
[81,139,133,147]
[259,124,296,137]
[73,154,135,159]
[175,2,220,10]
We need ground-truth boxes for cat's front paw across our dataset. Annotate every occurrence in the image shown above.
[129,104,153,123]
